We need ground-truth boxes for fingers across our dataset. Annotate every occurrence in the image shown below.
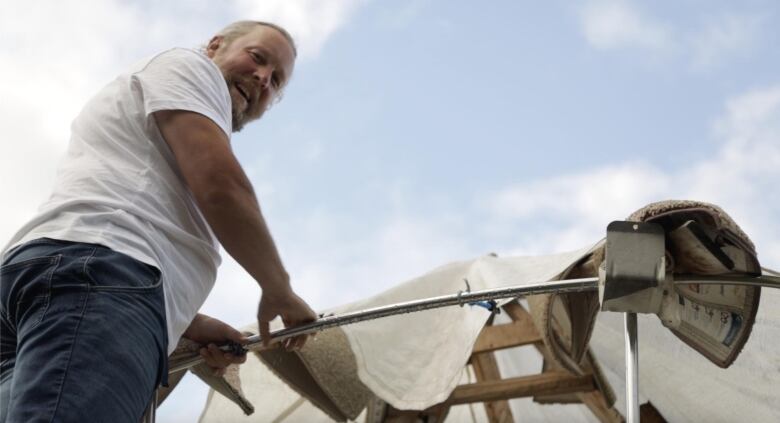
[278,334,309,351]
[290,335,307,351]
[258,290,318,351]
[200,343,247,376]
[258,321,271,347]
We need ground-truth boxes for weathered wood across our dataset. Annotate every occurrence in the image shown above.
[501,301,559,363]
[431,372,595,409]
[383,405,449,423]
[471,352,514,423]
[471,353,503,382]
[577,390,624,423]
[640,402,668,423]
[576,351,622,422]
[472,319,542,353]
[502,301,533,323]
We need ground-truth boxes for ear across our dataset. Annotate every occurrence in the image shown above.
[206,35,223,58]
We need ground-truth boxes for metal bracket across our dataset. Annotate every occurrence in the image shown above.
[600,221,666,313]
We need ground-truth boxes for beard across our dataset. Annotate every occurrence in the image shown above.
[224,75,264,133]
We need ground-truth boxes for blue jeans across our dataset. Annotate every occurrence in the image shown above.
[0,238,168,423]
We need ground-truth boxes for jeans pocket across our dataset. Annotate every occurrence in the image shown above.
[83,248,162,293]
[1,255,61,331]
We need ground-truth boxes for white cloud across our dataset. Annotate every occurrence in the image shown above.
[580,0,673,51]
[233,0,366,60]
[490,163,671,221]
[289,212,473,309]
[579,1,764,71]
[487,85,780,268]
[482,165,669,254]
[685,86,780,262]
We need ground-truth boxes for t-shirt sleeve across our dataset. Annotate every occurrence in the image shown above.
[135,48,232,136]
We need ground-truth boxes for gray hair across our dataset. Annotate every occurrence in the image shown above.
[212,20,297,57]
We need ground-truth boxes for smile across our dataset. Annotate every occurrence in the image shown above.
[235,83,251,105]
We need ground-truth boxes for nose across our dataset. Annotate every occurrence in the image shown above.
[253,66,272,89]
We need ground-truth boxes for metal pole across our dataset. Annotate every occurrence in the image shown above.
[169,277,600,373]
[624,312,639,423]
[140,389,157,423]
[674,273,780,288]
[168,272,780,374]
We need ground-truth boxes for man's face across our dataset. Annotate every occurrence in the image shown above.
[207,26,295,132]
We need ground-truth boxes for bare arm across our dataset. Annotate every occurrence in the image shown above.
[154,110,316,347]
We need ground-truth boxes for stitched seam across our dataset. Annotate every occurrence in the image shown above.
[81,247,98,282]
[32,255,61,329]
[89,277,163,293]
[0,309,15,338]
[86,252,163,293]
[4,256,62,337]
[47,286,90,423]
[0,256,58,274]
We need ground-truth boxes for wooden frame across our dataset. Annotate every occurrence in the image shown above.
[378,301,625,423]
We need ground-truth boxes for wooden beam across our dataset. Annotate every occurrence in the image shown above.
[430,372,595,409]
[501,301,559,364]
[488,301,625,423]
[640,402,668,423]
[471,352,514,423]
[571,351,622,423]
[502,301,533,323]
[576,391,624,423]
[472,319,542,353]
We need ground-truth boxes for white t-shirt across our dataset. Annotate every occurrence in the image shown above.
[3,48,232,354]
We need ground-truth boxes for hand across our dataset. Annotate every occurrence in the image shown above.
[183,314,248,376]
[257,288,317,351]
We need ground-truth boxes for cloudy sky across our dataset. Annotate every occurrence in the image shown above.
[2,0,779,421]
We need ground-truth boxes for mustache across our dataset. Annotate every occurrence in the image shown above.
[225,75,259,100]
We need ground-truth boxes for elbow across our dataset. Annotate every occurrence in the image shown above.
[192,172,255,211]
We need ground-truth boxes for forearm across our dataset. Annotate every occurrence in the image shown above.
[197,178,291,295]
[152,110,293,296]
[182,313,205,339]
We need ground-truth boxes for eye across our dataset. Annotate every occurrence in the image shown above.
[271,74,282,89]
[249,50,266,65]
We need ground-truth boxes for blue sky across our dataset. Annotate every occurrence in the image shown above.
[2,0,779,421]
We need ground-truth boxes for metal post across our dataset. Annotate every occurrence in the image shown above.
[140,389,157,423]
[624,312,639,423]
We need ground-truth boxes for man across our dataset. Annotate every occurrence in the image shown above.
[0,21,317,422]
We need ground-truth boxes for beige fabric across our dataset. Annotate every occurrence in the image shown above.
[338,248,595,410]
[526,247,603,375]
[626,200,761,367]
[255,327,371,421]
[167,337,254,415]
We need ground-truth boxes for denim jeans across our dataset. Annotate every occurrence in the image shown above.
[0,238,168,423]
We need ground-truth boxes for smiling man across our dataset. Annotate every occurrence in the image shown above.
[0,21,316,422]
[206,22,296,131]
